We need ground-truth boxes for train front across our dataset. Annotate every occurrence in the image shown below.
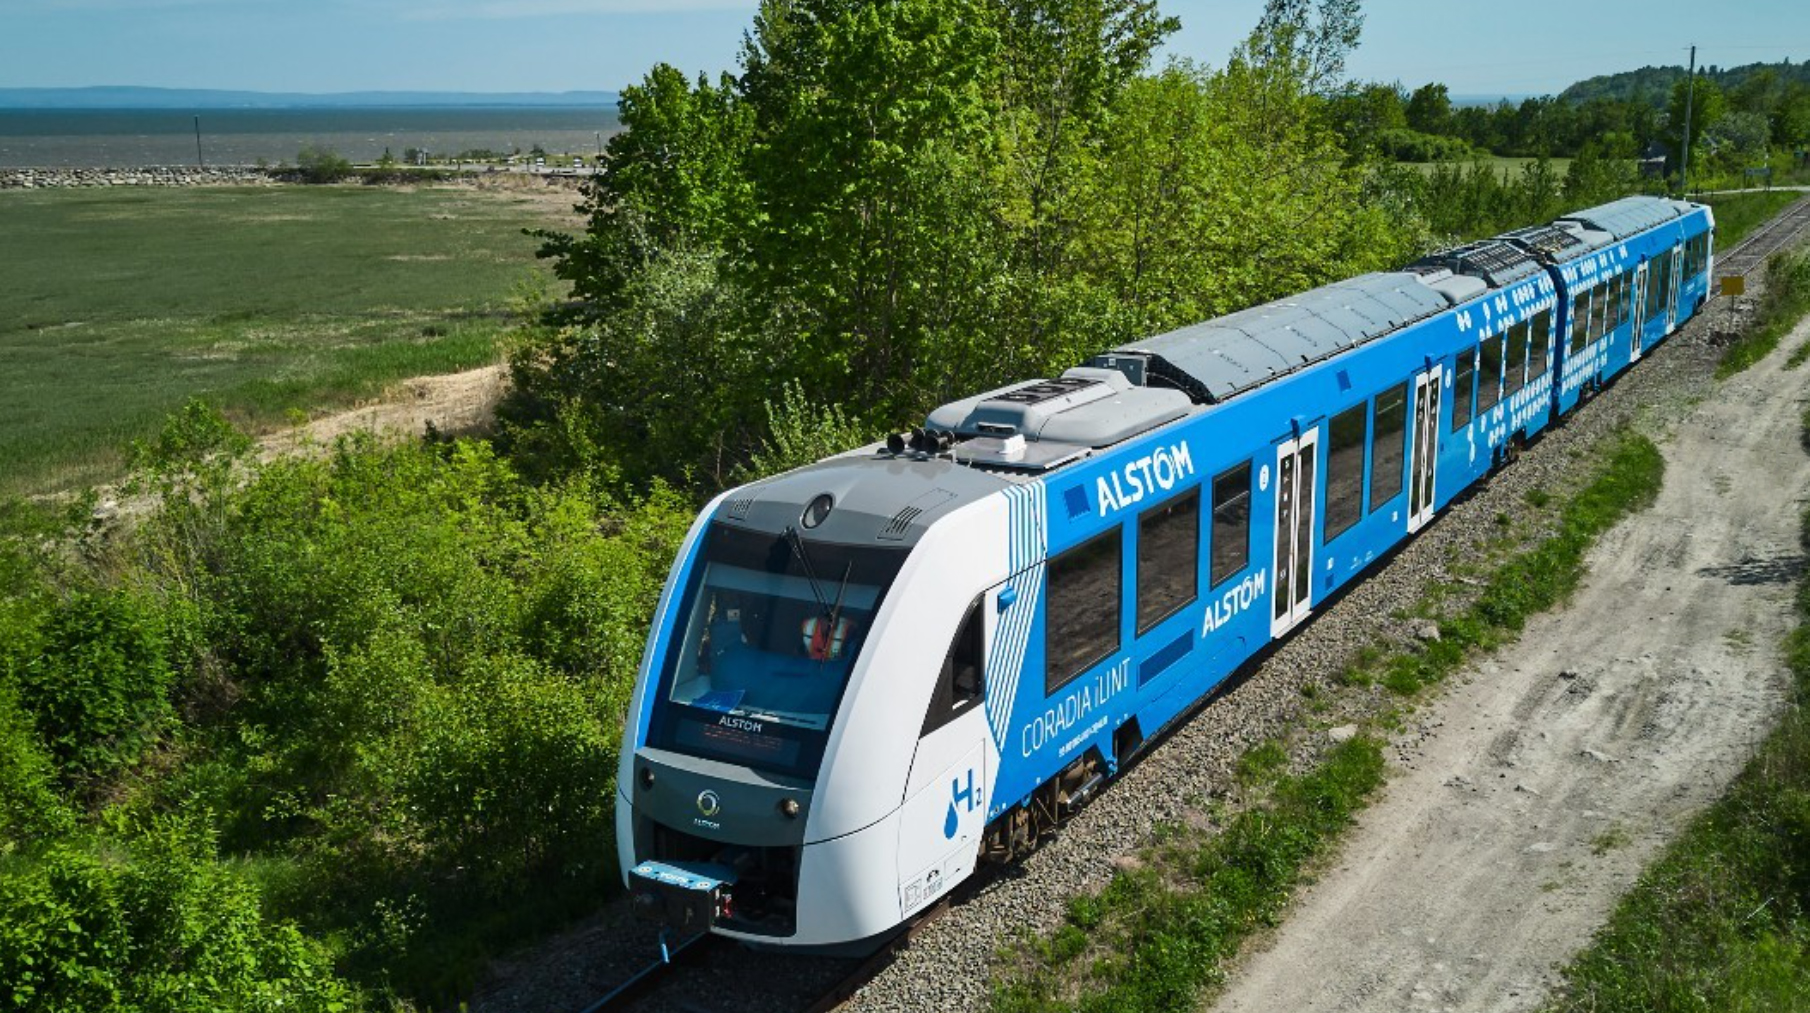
[614,453,1007,951]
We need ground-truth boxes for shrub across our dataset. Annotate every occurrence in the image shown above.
[295,145,353,184]
[18,589,177,782]
[0,816,360,1013]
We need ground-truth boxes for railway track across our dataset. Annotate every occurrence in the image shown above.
[1715,193,1810,281]
[573,898,954,1013]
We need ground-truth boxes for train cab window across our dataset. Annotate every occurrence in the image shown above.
[922,597,984,735]
[1325,403,1368,540]
[1209,461,1252,587]
[1045,527,1122,694]
[1477,334,1503,413]
[1136,488,1199,634]
[1530,309,1551,375]
[1369,382,1408,512]
[1451,350,1476,433]
[1505,322,1529,395]
[1570,290,1590,353]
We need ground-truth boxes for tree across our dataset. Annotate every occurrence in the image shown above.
[1250,0,1364,96]
[1665,73,1725,170]
[1405,82,1451,135]
[1705,110,1772,168]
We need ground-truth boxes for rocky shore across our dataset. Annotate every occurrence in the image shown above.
[1,165,277,189]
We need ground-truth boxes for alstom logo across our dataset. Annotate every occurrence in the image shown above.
[1095,441,1194,516]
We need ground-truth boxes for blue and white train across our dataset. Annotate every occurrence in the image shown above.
[616,195,1714,950]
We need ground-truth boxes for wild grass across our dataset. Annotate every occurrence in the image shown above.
[0,184,570,496]
[989,430,1666,1012]
[1718,247,1810,378]
[1700,190,1805,250]
[1546,429,1810,1012]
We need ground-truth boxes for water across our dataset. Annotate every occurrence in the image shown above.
[0,107,621,168]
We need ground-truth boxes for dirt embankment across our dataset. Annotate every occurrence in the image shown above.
[256,363,507,460]
[1210,318,1810,1013]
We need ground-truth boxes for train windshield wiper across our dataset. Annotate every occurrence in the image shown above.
[784,526,832,616]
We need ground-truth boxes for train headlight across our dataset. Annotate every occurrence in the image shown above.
[778,798,801,819]
[639,767,655,790]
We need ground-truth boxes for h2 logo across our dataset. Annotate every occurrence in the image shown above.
[942,768,978,840]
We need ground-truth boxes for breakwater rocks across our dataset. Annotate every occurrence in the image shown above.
[1,166,278,189]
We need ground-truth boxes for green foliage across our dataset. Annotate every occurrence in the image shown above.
[17,590,178,783]
[1719,245,1810,378]
[991,737,1386,1013]
[519,0,1404,491]
[295,145,353,184]
[737,381,880,482]
[0,816,359,1013]
[1374,126,1472,162]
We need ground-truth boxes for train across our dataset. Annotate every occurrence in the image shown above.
[615,195,1715,951]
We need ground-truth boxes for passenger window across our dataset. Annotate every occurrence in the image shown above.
[1136,488,1199,634]
[1045,527,1121,693]
[1590,282,1607,338]
[1477,334,1503,412]
[1324,403,1368,541]
[1209,462,1252,587]
[1505,322,1528,395]
[1451,350,1476,432]
[923,597,984,735]
[1369,383,1408,511]
[1570,291,1590,353]
[1530,309,1551,375]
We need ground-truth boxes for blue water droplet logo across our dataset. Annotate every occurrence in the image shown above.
[943,802,959,839]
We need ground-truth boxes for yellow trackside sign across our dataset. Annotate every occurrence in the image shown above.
[1721,275,1746,296]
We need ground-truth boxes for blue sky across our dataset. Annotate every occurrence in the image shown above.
[4,0,1806,97]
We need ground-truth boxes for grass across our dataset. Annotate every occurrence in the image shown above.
[1718,247,1810,378]
[1398,155,1574,178]
[1545,430,1810,1013]
[0,184,572,496]
[1701,190,1807,250]
[989,431,1667,1013]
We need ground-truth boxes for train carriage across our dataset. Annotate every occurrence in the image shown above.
[615,195,1713,952]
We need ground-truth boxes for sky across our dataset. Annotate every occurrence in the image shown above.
[3,0,1807,99]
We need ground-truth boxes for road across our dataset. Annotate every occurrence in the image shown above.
[1210,316,1810,1012]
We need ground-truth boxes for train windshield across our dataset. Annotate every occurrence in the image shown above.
[649,522,909,777]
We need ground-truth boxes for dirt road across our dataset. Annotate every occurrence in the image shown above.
[1211,321,1810,1013]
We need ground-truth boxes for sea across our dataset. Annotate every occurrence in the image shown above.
[0,107,621,168]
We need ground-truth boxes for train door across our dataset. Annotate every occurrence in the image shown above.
[1270,427,1319,639]
[1667,247,1684,333]
[1631,262,1649,361]
[1407,365,1442,533]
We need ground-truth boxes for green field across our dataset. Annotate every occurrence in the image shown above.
[1400,155,1575,177]
[0,183,572,496]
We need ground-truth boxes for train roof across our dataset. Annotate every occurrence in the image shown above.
[1560,195,1694,241]
[1096,271,1452,404]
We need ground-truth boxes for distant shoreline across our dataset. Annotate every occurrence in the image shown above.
[0,106,621,169]
[0,86,620,110]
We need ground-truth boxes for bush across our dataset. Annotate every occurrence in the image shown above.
[17,589,177,782]
[0,816,359,1013]
[1375,127,1475,162]
[295,145,353,184]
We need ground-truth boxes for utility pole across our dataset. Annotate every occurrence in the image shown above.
[194,115,204,168]
[1680,45,1696,198]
